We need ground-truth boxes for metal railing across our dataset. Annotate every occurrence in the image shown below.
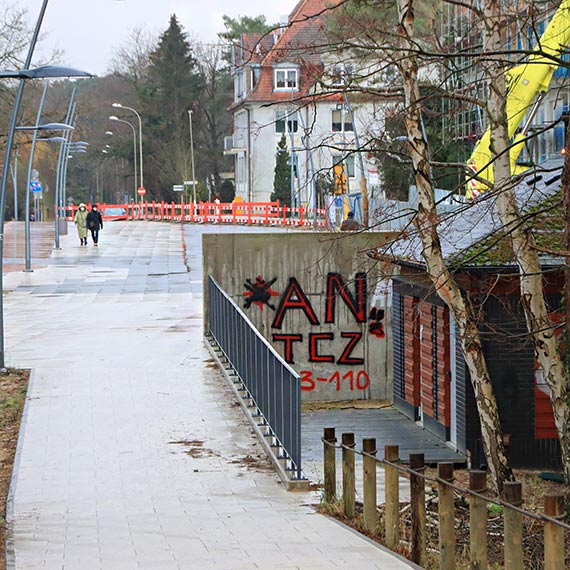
[207,276,302,479]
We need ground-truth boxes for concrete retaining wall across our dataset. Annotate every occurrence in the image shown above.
[203,232,396,402]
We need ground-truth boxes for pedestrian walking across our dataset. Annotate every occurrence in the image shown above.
[86,203,103,246]
[340,211,362,231]
[74,203,89,246]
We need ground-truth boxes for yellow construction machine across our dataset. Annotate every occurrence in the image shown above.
[466,0,570,198]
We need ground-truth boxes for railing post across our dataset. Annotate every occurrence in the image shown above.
[469,470,487,569]
[362,438,377,532]
[544,494,565,570]
[323,427,337,503]
[342,432,355,518]
[503,481,523,570]
[438,462,455,570]
[409,453,426,567]
[384,445,400,549]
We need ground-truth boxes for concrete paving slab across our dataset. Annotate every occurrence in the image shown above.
[4,221,415,569]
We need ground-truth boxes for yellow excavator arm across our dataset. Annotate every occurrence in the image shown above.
[466,0,570,198]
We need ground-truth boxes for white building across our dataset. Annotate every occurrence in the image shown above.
[226,0,387,211]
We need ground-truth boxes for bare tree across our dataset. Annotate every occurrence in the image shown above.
[109,26,157,86]
[478,0,570,485]
[393,0,513,492]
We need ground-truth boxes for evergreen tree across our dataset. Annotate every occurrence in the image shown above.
[272,134,291,205]
[138,15,203,199]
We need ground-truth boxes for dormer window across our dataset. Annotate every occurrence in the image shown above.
[274,68,298,90]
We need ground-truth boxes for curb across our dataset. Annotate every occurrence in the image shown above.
[5,368,37,570]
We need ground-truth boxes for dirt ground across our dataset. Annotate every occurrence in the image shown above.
[0,369,29,570]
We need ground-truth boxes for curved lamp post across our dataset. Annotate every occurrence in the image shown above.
[109,115,138,202]
[112,103,143,200]
[0,0,93,367]
[21,122,74,271]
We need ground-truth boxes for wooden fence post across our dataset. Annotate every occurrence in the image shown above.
[342,432,355,518]
[503,481,523,570]
[323,428,337,503]
[384,445,400,549]
[409,453,426,567]
[362,438,377,532]
[438,462,455,570]
[469,470,487,570]
[544,494,565,570]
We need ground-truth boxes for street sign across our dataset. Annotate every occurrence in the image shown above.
[184,181,197,185]
[31,169,39,181]
[173,185,184,192]
[137,187,146,196]
[29,181,42,193]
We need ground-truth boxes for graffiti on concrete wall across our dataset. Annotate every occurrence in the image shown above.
[243,275,279,310]
[243,272,385,392]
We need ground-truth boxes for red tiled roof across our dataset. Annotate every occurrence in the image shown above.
[238,0,342,105]
[235,32,273,66]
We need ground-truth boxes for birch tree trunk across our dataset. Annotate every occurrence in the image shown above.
[395,0,513,492]
[481,0,570,485]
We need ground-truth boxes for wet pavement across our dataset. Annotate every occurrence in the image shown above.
[4,220,415,570]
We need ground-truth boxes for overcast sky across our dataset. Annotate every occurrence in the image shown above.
[16,0,297,75]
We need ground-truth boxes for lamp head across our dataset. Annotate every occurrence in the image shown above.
[109,116,119,121]
[112,103,122,108]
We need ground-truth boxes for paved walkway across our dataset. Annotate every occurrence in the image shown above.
[4,221,414,570]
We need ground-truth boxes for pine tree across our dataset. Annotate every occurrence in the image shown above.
[272,134,291,206]
[139,15,203,199]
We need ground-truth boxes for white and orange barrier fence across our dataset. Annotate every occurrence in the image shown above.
[66,201,328,228]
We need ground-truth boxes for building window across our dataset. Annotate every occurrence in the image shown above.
[332,109,353,132]
[332,154,355,177]
[274,68,298,90]
[331,64,353,85]
[275,110,298,133]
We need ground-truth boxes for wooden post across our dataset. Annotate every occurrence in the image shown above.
[409,453,426,567]
[469,470,487,570]
[438,462,455,570]
[503,482,523,570]
[384,445,400,549]
[362,438,377,532]
[544,494,565,570]
[323,428,337,503]
[342,432,355,518]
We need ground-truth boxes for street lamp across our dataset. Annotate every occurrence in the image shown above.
[188,110,197,204]
[112,103,143,201]
[0,0,94,368]
[21,121,74,271]
[109,115,138,201]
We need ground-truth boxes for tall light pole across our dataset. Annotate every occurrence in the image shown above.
[109,116,138,202]
[62,141,88,210]
[24,79,49,270]
[10,147,19,221]
[112,103,143,203]
[55,93,76,249]
[188,110,197,204]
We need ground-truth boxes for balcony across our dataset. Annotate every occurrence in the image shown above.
[223,135,246,155]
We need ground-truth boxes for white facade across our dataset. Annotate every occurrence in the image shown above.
[230,93,385,206]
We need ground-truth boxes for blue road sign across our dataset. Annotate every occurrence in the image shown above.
[30,181,42,193]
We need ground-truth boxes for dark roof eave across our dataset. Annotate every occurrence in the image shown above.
[369,251,565,274]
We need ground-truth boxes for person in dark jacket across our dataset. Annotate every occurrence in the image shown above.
[86,204,103,246]
[340,211,362,231]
